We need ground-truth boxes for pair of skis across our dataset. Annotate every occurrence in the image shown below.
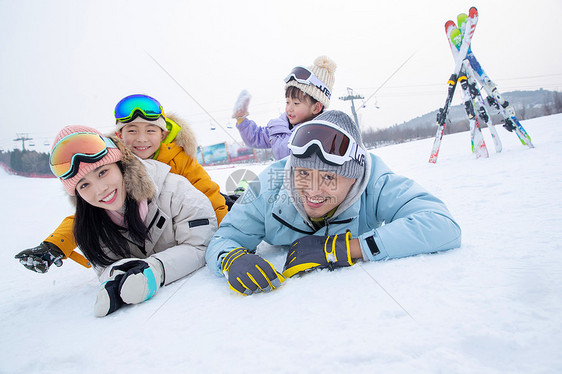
[428,7,534,164]
[428,7,479,163]
[449,12,496,158]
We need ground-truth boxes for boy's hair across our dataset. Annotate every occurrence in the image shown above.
[285,86,322,110]
[116,114,168,133]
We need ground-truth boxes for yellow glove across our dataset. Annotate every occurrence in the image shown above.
[282,232,354,278]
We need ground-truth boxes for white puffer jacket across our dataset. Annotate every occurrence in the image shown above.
[96,157,218,285]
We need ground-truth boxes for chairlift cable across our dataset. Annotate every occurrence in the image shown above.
[145,51,243,146]
[357,51,416,112]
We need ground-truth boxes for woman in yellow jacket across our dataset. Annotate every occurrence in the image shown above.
[15,94,228,272]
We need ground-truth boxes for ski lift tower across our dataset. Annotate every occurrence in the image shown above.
[339,87,364,127]
[13,133,33,151]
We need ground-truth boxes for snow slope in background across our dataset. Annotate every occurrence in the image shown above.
[1,114,561,373]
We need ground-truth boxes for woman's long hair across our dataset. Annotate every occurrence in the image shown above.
[73,161,149,267]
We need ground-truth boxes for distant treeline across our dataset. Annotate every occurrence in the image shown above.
[0,149,52,175]
[362,90,562,148]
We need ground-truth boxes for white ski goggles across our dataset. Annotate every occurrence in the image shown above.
[284,66,331,99]
[288,120,366,166]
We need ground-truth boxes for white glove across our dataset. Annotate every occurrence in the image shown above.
[94,257,164,317]
[232,90,251,119]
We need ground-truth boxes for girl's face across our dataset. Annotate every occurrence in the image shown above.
[118,122,167,159]
[285,96,322,126]
[76,163,126,211]
[293,167,356,218]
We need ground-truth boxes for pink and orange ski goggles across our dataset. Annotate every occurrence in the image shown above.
[50,132,117,179]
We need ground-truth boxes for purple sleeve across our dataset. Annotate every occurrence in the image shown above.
[235,118,272,149]
[266,114,292,160]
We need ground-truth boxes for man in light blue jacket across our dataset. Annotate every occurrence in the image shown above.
[206,110,461,295]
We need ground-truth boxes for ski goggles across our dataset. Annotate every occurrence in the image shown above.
[50,132,118,180]
[284,66,331,99]
[288,120,366,166]
[114,94,164,122]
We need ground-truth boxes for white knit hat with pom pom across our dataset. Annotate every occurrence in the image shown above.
[285,55,337,108]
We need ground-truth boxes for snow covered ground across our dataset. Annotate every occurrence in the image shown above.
[1,114,561,373]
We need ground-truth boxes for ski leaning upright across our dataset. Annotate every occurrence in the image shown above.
[463,59,502,152]
[428,6,478,164]
[457,13,534,148]
[458,66,489,158]
[448,19,501,153]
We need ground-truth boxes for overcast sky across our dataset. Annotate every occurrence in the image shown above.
[1,0,560,150]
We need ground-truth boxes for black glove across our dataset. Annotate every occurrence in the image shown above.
[221,248,285,295]
[15,242,65,273]
[221,192,237,210]
[94,273,126,317]
[282,232,355,278]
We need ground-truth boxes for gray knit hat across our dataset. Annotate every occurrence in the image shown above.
[290,110,366,180]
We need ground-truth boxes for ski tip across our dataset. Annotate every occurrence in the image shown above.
[469,6,478,17]
[449,28,462,46]
[444,20,456,30]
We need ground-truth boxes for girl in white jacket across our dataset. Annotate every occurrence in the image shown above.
[45,125,217,317]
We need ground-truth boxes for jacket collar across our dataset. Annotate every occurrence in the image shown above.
[152,117,182,159]
[271,177,362,234]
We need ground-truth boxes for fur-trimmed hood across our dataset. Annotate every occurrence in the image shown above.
[164,113,198,159]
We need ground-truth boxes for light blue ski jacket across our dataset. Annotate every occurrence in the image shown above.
[206,153,461,276]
